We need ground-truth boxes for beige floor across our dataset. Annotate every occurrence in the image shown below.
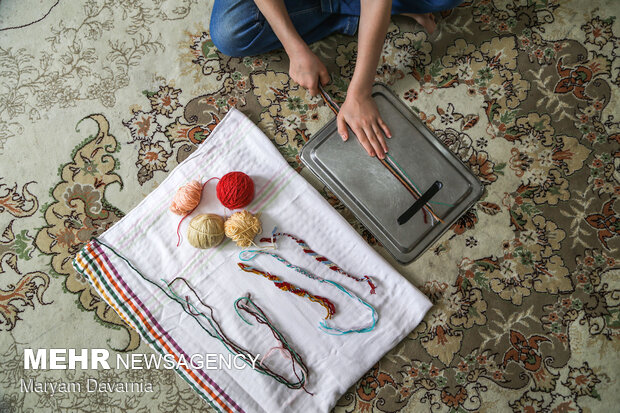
[1,0,619,411]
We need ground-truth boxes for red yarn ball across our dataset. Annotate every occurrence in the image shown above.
[216,171,254,209]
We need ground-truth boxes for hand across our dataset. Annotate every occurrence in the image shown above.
[337,92,391,159]
[288,47,330,96]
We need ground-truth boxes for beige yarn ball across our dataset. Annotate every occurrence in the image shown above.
[224,210,261,247]
[186,214,225,249]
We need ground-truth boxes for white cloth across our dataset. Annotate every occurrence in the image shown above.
[76,109,432,413]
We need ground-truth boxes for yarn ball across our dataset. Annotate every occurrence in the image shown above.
[186,214,225,249]
[216,171,254,210]
[224,210,261,247]
[171,180,203,215]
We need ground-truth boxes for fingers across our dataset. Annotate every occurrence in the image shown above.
[371,123,389,155]
[308,77,319,96]
[335,96,391,159]
[319,69,330,87]
[364,124,386,159]
[378,117,392,139]
[339,116,390,159]
[351,126,375,157]
[337,114,348,141]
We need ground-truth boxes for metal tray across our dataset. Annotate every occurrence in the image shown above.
[301,83,484,264]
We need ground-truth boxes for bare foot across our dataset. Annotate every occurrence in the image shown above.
[401,13,436,34]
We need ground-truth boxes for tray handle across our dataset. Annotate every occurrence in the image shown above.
[397,181,443,225]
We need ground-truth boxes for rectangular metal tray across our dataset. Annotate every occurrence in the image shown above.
[301,83,484,264]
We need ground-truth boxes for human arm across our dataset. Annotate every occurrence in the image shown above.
[337,0,392,158]
[252,0,329,95]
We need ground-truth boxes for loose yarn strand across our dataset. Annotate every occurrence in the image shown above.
[238,248,378,335]
[237,262,336,320]
[92,239,310,391]
[258,345,312,395]
[165,282,306,388]
[319,84,341,113]
[259,230,377,295]
[379,158,432,224]
[386,154,454,208]
[234,295,313,395]
[381,156,443,224]
[164,279,311,391]
[175,177,219,246]
[319,279,377,335]
[260,346,291,367]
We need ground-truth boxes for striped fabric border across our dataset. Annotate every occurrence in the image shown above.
[71,112,305,411]
[73,240,242,413]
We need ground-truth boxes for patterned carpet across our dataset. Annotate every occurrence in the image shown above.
[1,0,619,411]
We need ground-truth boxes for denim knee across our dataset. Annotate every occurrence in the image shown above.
[392,0,464,14]
[209,19,252,57]
[210,1,264,57]
[430,0,464,12]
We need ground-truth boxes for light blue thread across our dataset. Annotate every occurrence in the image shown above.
[239,250,261,261]
[94,239,307,388]
[233,297,254,325]
[317,279,377,335]
[238,249,377,335]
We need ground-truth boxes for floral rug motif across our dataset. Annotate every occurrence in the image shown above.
[0,0,619,412]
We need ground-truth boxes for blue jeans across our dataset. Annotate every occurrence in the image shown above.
[210,0,463,57]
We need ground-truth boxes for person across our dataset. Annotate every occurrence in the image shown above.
[210,0,463,159]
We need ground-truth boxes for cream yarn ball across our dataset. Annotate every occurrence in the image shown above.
[186,214,225,249]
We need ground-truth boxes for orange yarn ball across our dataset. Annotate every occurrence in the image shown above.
[170,180,203,215]
[216,172,254,210]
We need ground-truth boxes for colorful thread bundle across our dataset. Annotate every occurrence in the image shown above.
[234,294,311,394]
[260,231,377,295]
[166,282,310,392]
[216,171,254,210]
[318,85,341,113]
[187,214,225,249]
[238,262,336,320]
[379,154,445,224]
[225,210,261,247]
[90,238,311,391]
[318,84,453,226]
[239,246,377,335]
